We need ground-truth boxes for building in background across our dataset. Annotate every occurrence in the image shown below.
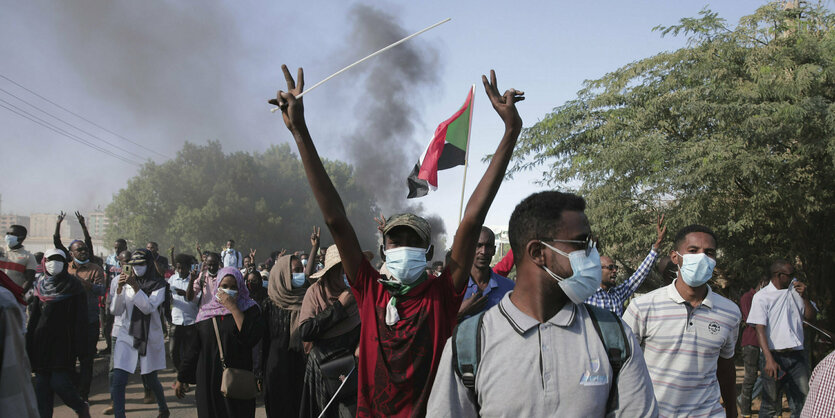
[0,214,30,233]
[22,213,106,255]
[87,211,109,239]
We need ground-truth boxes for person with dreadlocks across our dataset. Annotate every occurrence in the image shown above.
[26,248,90,418]
[110,249,169,418]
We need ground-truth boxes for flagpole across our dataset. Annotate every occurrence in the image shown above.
[272,18,451,112]
[457,85,476,225]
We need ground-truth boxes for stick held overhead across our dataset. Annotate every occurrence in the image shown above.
[270,17,451,112]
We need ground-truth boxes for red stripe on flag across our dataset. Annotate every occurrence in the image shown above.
[0,260,26,273]
[418,87,474,187]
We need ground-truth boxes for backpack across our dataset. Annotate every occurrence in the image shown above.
[451,303,630,412]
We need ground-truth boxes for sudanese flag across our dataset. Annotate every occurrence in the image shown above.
[407,86,474,198]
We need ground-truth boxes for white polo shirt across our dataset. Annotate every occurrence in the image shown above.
[746,282,805,351]
[623,280,741,418]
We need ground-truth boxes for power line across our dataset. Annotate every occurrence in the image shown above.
[0,73,171,160]
[0,99,139,166]
[0,98,140,166]
[0,87,154,162]
[0,98,139,166]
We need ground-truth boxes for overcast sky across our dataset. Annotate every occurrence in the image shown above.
[2,0,770,236]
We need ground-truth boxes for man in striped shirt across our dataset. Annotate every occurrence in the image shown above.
[586,215,666,316]
[623,224,741,418]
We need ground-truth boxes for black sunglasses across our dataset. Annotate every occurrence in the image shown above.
[539,234,597,257]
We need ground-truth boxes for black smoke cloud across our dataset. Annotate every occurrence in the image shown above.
[339,4,448,253]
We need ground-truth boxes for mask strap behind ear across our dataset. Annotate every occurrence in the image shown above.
[542,265,566,282]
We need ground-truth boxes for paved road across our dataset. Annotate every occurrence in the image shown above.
[51,343,267,417]
[50,356,790,417]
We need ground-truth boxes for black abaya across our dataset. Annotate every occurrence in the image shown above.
[262,299,307,418]
[178,306,264,418]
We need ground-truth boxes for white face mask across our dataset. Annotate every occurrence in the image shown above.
[384,246,429,284]
[676,252,716,287]
[4,234,19,247]
[45,260,64,276]
[540,242,602,304]
[133,265,148,277]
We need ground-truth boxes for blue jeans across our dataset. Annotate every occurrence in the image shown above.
[34,370,86,418]
[760,350,810,417]
[110,369,168,418]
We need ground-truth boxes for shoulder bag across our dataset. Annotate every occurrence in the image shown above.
[212,317,259,399]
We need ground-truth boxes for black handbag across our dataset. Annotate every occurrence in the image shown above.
[319,353,357,401]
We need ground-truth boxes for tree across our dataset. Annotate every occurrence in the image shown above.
[105,141,379,262]
[509,2,835,330]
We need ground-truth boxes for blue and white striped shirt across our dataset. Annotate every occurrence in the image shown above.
[586,248,658,316]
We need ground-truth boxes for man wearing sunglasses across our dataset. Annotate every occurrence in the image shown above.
[428,191,657,417]
[586,215,666,316]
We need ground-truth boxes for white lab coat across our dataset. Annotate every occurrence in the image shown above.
[110,284,166,374]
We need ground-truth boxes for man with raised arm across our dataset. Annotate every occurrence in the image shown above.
[272,65,523,417]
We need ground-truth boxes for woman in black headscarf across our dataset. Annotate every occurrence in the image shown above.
[110,249,169,418]
[27,248,90,417]
[262,254,310,418]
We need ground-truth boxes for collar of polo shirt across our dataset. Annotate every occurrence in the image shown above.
[498,293,577,335]
[667,278,715,309]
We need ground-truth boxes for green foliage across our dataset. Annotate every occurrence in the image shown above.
[511,2,835,324]
[105,141,379,261]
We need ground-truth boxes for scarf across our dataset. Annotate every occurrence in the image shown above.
[127,249,167,356]
[379,271,428,325]
[268,255,308,349]
[298,264,360,342]
[195,267,258,322]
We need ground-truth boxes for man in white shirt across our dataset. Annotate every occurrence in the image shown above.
[220,239,242,269]
[167,254,200,390]
[747,259,815,417]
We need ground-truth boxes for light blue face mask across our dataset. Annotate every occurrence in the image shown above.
[4,234,19,247]
[291,272,307,288]
[74,257,90,265]
[384,246,429,284]
[676,252,716,287]
[262,280,270,289]
[301,258,308,267]
[217,288,238,299]
[540,242,602,305]
[343,274,350,288]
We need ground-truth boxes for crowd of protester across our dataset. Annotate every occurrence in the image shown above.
[0,67,832,418]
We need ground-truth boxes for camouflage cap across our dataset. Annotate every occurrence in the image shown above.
[383,213,431,245]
